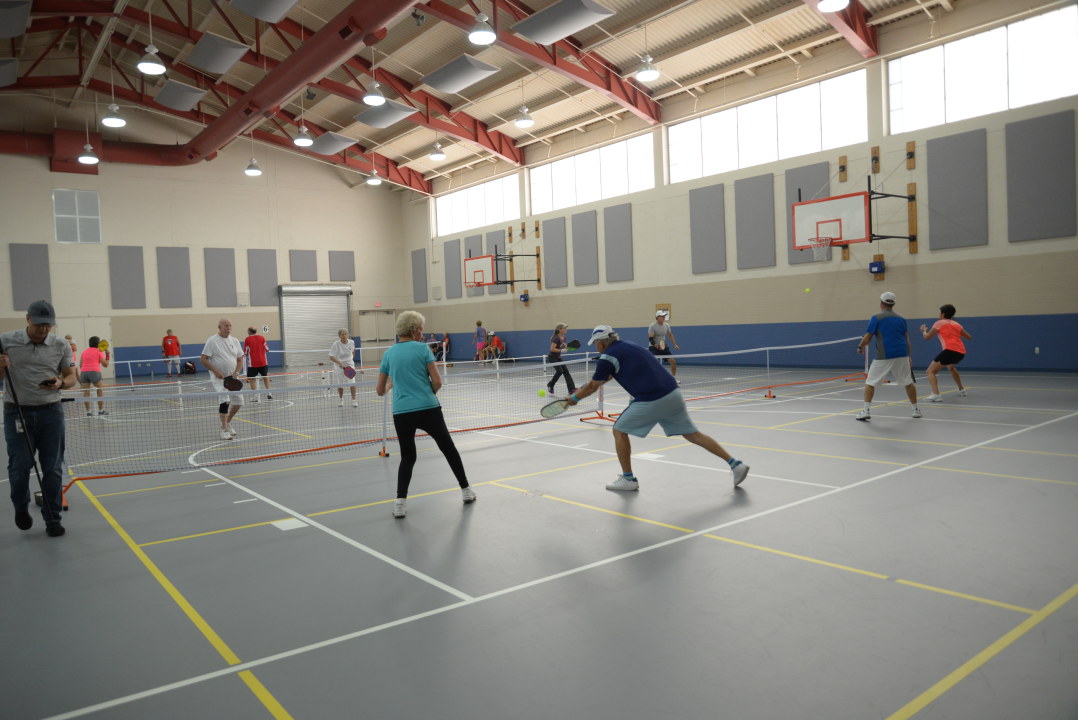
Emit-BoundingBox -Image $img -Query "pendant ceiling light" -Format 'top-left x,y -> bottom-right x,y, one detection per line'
468,12 -> 496,45
366,170 -> 382,186
429,142 -> 446,161
137,13 -> 166,75
817,0 -> 850,12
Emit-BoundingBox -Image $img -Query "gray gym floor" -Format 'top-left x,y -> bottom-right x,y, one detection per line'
3,371 -> 1076,720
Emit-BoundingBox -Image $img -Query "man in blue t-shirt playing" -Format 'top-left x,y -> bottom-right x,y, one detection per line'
566,325 -> 749,491
855,291 -> 922,421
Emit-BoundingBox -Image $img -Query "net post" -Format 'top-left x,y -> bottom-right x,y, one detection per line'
379,395 -> 391,457
763,348 -> 776,398
177,378 -> 184,411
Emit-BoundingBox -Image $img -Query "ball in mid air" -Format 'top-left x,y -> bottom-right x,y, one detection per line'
538,388 -> 546,397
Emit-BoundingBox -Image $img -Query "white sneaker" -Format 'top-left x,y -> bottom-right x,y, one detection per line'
461,487 -> 477,504
731,461 -> 749,487
352,400 -> 358,408
227,425 -> 237,437
338,399 -> 344,407
925,393 -> 942,402
912,407 -> 923,418
855,408 -> 871,421
220,429 -> 231,440
957,388 -> 967,397
606,475 -> 639,491
392,499 -> 407,518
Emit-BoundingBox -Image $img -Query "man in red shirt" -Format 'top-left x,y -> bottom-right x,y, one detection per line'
162,329 -> 182,377
243,327 -> 272,400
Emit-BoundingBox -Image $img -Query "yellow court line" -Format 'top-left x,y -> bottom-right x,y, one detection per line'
894,579 -> 1036,615
768,413 -> 847,429
139,520 -> 286,547
234,416 -> 313,439
493,481 -> 694,533
98,478 -> 222,495
922,465 -> 1078,487
979,446 -> 1078,459
78,483 -> 293,718
704,535 -> 889,579
886,581 -> 1078,720
238,671 -> 294,720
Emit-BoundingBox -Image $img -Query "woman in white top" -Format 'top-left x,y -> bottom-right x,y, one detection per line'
329,329 -> 358,407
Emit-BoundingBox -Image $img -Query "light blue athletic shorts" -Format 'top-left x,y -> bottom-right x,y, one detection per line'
612,388 -> 697,438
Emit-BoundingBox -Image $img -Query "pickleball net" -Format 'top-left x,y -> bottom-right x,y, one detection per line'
9,336 -> 864,481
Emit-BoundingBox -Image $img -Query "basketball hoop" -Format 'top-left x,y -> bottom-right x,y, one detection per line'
809,237 -> 832,262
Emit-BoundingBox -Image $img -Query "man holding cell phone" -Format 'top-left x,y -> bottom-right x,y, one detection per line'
0,300 -> 78,537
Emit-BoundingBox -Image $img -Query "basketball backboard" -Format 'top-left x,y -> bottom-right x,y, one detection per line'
792,191 -> 870,250
464,254 -> 496,288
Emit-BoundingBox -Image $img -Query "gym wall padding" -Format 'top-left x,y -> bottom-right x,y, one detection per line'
689,183 -> 726,274
328,250 -> 356,282
1006,110 -> 1076,243
464,234 -> 483,297
8,243 -> 51,312
289,249 -> 317,281
604,203 -> 634,282
785,162 -> 831,266
204,248 -> 237,307
108,246 -> 146,309
571,209 -> 599,286
247,249 -> 278,307
542,217 -> 568,289
486,229 -> 507,294
156,247 -> 192,308
411,248 -> 428,303
443,238 -> 462,299
735,173 -> 777,269
927,128 -> 988,249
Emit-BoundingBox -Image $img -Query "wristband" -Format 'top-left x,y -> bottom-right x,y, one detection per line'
571,393 -> 579,402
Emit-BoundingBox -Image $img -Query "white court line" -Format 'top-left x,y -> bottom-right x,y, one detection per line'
46,409 -> 1078,720
193,465 -> 473,603
232,498 -> 257,504
202,483 -> 226,487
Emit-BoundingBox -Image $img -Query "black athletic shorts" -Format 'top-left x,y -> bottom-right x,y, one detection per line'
933,350 -> 965,366
648,345 -> 672,357
246,365 -> 268,378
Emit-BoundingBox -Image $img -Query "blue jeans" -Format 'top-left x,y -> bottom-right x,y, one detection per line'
4,402 -> 66,522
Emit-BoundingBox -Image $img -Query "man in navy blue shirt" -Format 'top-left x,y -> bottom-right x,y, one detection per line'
855,292 -> 921,421
567,325 -> 748,491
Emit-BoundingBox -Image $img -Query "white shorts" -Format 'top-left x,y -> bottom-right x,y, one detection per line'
866,357 -> 914,387
336,364 -> 356,383
210,376 -> 245,406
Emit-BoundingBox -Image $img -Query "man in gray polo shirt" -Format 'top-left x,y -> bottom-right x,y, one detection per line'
0,300 -> 78,537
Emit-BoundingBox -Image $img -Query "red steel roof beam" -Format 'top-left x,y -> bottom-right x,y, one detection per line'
803,0 -> 877,58
419,0 -> 661,125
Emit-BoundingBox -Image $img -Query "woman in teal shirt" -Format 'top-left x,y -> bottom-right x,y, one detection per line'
377,311 -> 476,518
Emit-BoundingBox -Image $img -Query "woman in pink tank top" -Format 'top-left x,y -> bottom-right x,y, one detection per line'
79,336 -> 111,417
920,304 -> 972,403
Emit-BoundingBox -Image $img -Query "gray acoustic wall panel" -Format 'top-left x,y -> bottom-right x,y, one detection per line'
464,235 -> 484,297
157,247 -> 192,308
604,203 -> 634,282
543,217 -> 568,288
108,246 -> 146,309
247,249 -> 278,306
785,162 -> 832,265
735,174 -> 777,269
289,249 -> 317,281
411,249 -> 428,303
689,184 -> 726,274
927,129 -> 988,249
204,248 -> 237,307
8,243 -> 50,312
328,251 -> 355,282
444,239 -> 462,299
1006,111 -> 1076,243
486,230 -> 507,294
571,210 -> 599,286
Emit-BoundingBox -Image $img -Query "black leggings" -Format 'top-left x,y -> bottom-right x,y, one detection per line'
392,406 -> 468,498
548,360 -> 576,393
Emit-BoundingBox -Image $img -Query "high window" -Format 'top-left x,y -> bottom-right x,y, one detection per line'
434,174 -> 520,238
530,134 -> 654,215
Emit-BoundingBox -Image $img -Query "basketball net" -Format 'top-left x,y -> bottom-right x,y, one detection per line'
809,237 -> 832,262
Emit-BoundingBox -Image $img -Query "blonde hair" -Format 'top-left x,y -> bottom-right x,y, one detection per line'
396,310 -> 425,338
555,323 -> 567,332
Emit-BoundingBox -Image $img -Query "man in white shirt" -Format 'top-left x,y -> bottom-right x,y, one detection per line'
200,318 -> 245,439
648,310 -> 680,378
329,329 -> 357,407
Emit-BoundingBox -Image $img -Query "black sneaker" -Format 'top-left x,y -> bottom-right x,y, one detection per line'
15,508 -> 32,531
46,521 -> 66,537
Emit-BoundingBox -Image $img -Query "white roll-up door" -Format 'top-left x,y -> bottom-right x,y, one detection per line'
278,285 -> 352,370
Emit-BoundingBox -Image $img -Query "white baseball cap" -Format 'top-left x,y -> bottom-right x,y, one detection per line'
655,310 -> 668,318
880,292 -> 896,305
588,325 -> 616,345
